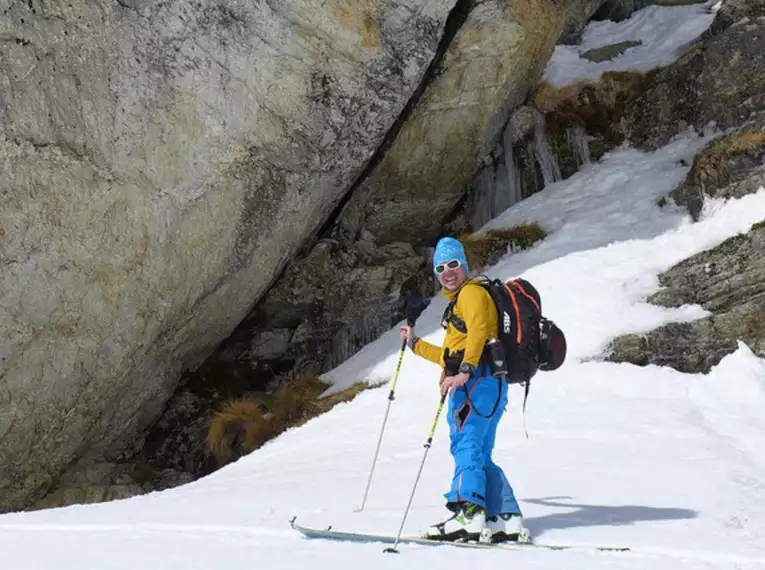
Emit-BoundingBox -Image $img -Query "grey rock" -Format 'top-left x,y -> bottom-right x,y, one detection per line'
607,304 -> 763,374
608,222 -> 765,373
506,106 -> 539,145
29,484 -> 146,511
650,222 -> 765,314
250,330 -> 293,360
336,0 -> 571,247
624,15 -> 765,149
581,40 -> 642,62
670,114 -> 765,221
590,0 -> 653,22
560,0 -> 609,44
0,0 -> 458,512
710,0 -> 765,35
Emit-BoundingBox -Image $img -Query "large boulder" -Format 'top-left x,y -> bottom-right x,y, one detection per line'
0,0 -> 459,512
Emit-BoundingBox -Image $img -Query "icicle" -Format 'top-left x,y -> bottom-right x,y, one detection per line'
493,162 -> 510,218
566,125 -> 591,168
532,114 -> 562,187
502,126 -> 524,208
470,165 -> 496,230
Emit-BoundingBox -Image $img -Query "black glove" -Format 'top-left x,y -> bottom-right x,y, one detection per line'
404,290 -> 430,326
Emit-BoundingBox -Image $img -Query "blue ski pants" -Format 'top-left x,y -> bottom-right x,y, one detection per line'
444,364 -> 521,517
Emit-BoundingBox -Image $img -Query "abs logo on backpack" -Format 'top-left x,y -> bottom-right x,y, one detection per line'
502,311 -> 512,335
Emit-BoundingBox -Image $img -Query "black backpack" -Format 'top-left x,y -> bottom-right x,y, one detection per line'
481,277 -> 566,383
442,277 -> 567,409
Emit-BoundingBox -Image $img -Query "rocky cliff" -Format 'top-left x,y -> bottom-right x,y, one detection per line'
0,0 -> 459,513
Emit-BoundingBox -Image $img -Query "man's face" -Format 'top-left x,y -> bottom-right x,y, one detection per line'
436,259 -> 467,291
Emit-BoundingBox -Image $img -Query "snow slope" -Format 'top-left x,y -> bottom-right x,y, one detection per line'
2,4 -> 764,570
544,3 -> 718,87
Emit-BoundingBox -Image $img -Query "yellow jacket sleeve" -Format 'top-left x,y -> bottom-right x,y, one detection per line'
413,337 -> 443,366
457,284 -> 495,367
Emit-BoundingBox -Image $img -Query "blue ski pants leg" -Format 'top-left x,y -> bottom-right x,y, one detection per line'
444,367 -> 521,516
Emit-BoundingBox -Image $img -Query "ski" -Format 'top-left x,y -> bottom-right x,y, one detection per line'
290,518 -> 630,553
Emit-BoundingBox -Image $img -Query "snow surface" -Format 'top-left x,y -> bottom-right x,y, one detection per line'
544,3 -> 718,87
3,4 -> 765,570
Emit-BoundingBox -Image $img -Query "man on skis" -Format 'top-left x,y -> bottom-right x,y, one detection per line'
400,237 -> 524,543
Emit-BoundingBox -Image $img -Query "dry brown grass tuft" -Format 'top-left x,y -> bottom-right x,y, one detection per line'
206,399 -> 273,467
206,373 -> 370,467
460,222 -> 546,272
534,79 -> 594,114
269,373 -> 328,426
689,131 -> 765,191
533,70 -> 662,165
709,132 -> 765,156
534,70 -> 658,116
319,382 -> 369,410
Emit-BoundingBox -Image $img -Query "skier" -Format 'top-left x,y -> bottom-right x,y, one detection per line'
400,237 -> 524,543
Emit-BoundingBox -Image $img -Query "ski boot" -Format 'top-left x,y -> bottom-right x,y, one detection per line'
425,502 -> 486,542
479,513 -> 531,544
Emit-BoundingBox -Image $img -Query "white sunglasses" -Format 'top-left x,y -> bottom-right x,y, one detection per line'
435,259 -> 462,275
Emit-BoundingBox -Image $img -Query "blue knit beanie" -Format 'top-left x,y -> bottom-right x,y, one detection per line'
433,237 -> 469,275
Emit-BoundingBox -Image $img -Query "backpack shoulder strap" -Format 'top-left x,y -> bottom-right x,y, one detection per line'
440,280 -> 489,334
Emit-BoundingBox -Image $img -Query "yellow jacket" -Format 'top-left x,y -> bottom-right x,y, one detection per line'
414,280 -> 498,369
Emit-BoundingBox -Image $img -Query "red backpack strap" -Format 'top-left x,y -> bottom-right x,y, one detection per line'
509,279 -> 540,312
502,281 -> 522,344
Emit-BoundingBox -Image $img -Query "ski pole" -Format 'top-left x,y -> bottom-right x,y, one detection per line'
356,291 -> 428,513
384,393 -> 447,554
355,337 -> 407,512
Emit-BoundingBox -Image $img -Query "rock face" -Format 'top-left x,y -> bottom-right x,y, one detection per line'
710,0 -> 765,35
608,221 -> 765,373
607,3 -> 765,374
624,4 -> 765,149
335,0 -> 567,247
559,0 -> 649,44
0,0 -> 459,512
